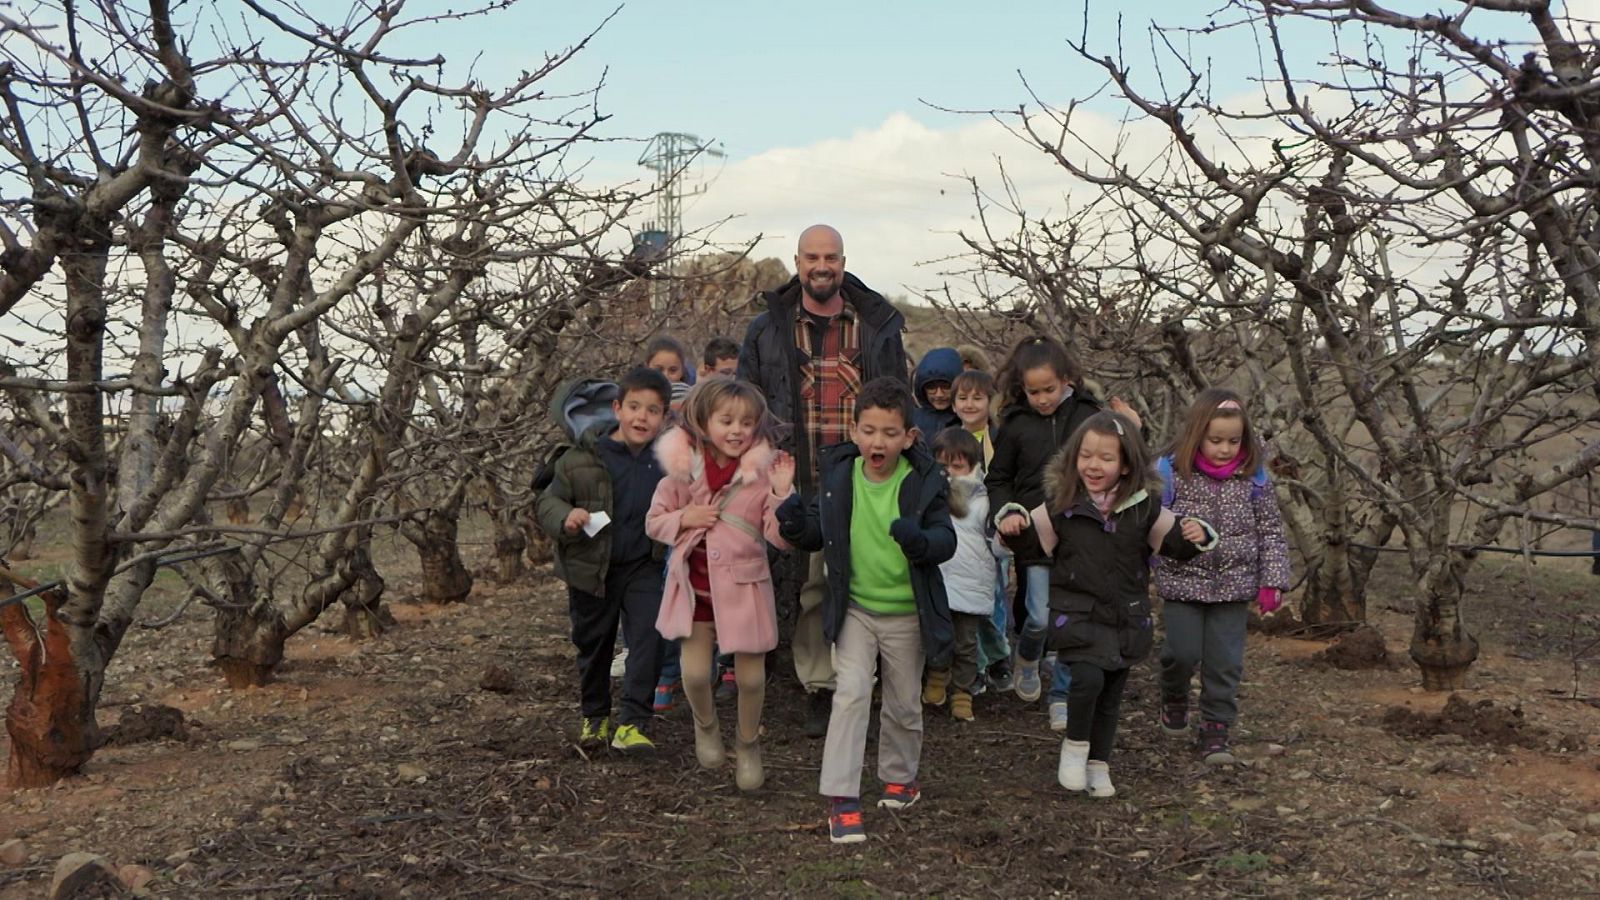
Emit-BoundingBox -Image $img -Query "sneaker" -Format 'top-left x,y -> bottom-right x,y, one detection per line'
714,669 -> 737,703
653,680 -> 676,713
610,723 -> 655,752
828,798 -> 866,844
578,716 -> 610,749
1160,697 -> 1190,735
878,781 -> 921,810
1048,701 -> 1068,732
969,677 -> 987,699
1014,657 -> 1042,702
922,669 -> 949,706
1199,721 -> 1235,765
987,664 -> 1014,694
950,690 -> 974,722
610,646 -> 628,678
802,689 -> 833,739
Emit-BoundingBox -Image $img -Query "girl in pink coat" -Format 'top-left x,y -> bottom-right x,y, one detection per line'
647,377 -> 796,791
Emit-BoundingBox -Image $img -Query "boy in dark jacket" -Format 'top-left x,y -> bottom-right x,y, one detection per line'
910,346 -> 962,441
777,377 -> 956,844
535,367 -> 672,753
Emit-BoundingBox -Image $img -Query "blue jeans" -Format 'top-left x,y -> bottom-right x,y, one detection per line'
976,560 -> 1012,671
1048,655 -> 1072,703
1017,565 -> 1050,663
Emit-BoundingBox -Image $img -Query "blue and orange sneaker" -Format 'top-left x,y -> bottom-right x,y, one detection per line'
877,780 -> 921,810
828,797 -> 866,844
653,680 -> 677,713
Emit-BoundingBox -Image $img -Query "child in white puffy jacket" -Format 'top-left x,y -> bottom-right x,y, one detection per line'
922,427 -> 1006,721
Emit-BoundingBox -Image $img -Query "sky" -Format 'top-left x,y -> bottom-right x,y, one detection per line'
425,0 -> 1575,302
445,0 -> 1330,299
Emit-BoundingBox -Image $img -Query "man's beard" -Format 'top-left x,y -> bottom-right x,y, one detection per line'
805,274 -> 840,303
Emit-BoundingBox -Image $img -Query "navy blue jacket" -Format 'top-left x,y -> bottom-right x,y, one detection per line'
777,441 -> 956,668
910,347 -> 963,441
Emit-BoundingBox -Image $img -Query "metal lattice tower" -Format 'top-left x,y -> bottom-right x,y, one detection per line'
637,132 -> 723,307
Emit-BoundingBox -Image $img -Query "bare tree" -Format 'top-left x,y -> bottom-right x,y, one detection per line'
0,0 -> 639,782
957,0 -> 1600,688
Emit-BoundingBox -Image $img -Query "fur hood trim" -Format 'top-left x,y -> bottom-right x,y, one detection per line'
655,425 -> 775,485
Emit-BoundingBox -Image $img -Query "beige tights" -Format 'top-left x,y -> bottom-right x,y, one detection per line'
680,621 -> 765,742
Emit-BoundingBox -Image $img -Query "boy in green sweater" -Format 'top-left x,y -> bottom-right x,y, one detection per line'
777,378 -> 956,844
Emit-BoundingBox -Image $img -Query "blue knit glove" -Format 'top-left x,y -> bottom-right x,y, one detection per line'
889,517 -> 928,560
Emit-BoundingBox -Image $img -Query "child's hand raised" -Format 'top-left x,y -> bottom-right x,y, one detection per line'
1108,396 -> 1143,430
681,503 -> 721,529
998,513 -> 1029,537
769,451 -> 796,495
563,508 -> 591,535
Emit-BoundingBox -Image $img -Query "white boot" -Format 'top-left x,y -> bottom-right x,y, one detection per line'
1057,738 -> 1089,791
1085,760 -> 1116,798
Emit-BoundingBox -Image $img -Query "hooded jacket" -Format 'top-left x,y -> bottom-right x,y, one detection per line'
736,272 -> 910,491
776,441 -> 957,668
533,378 -> 664,595
646,426 -> 792,653
940,473 -> 1004,616
1028,454 -> 1215,671
911,347 -> 962,440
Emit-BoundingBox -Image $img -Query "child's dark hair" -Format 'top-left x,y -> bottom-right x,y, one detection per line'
702,336 -> 740,367
1045,411 -> 1154,513
996,334 -> 1081,409
644,335 -> 692,370
617,366 -> 672,410
1166,387 -> 1261,479
679,377 -> 786,452
930,427 -> 982,469
854,377 -> 915,429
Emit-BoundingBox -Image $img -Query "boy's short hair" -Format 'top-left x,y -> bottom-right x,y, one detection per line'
930,427 -> 982,468
702,336 -> 740,367
854,377 -> 915,428
617,366 -> 672,409
951,369 -> 994,397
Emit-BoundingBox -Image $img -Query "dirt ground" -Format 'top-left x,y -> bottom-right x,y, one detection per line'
3,540 -> 1599,898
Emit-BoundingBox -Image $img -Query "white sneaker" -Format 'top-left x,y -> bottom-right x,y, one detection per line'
1085,760 -> 1116,798
610,647 -> 628,678
1048,701 -> 1068,732
1057,738 -> 1089,791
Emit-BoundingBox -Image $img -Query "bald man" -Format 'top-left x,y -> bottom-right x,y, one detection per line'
738,224 -> 911,737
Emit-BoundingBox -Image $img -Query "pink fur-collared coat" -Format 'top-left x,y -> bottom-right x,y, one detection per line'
646,426 -> 792,653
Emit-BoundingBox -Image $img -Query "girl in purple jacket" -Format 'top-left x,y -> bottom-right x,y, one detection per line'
647,378 -> 796,791
1154,389 -> 1292,765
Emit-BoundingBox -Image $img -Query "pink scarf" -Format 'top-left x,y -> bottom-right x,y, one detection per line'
1194,452 -> 1243,481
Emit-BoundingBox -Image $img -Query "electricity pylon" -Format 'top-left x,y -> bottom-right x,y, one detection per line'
637,132 -> 723,307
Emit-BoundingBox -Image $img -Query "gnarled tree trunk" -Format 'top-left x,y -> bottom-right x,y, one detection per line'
404,508 -> 473,604
1,573 -> 99,787
1410,553 -> 1480,691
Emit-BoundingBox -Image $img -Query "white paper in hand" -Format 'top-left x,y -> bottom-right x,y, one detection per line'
582,510 -> 611,537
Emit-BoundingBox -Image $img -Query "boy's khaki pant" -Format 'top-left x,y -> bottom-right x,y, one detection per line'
791,551 -> 836,693
818,607 -> 923,799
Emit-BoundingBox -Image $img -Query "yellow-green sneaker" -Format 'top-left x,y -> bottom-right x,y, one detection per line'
579,716 -> 611,749
610,723 -> 655,752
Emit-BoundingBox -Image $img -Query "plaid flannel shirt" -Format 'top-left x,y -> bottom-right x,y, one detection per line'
794,304 -> 862,480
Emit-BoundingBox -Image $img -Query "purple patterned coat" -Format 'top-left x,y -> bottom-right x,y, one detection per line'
1154,462 -> 1291,604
